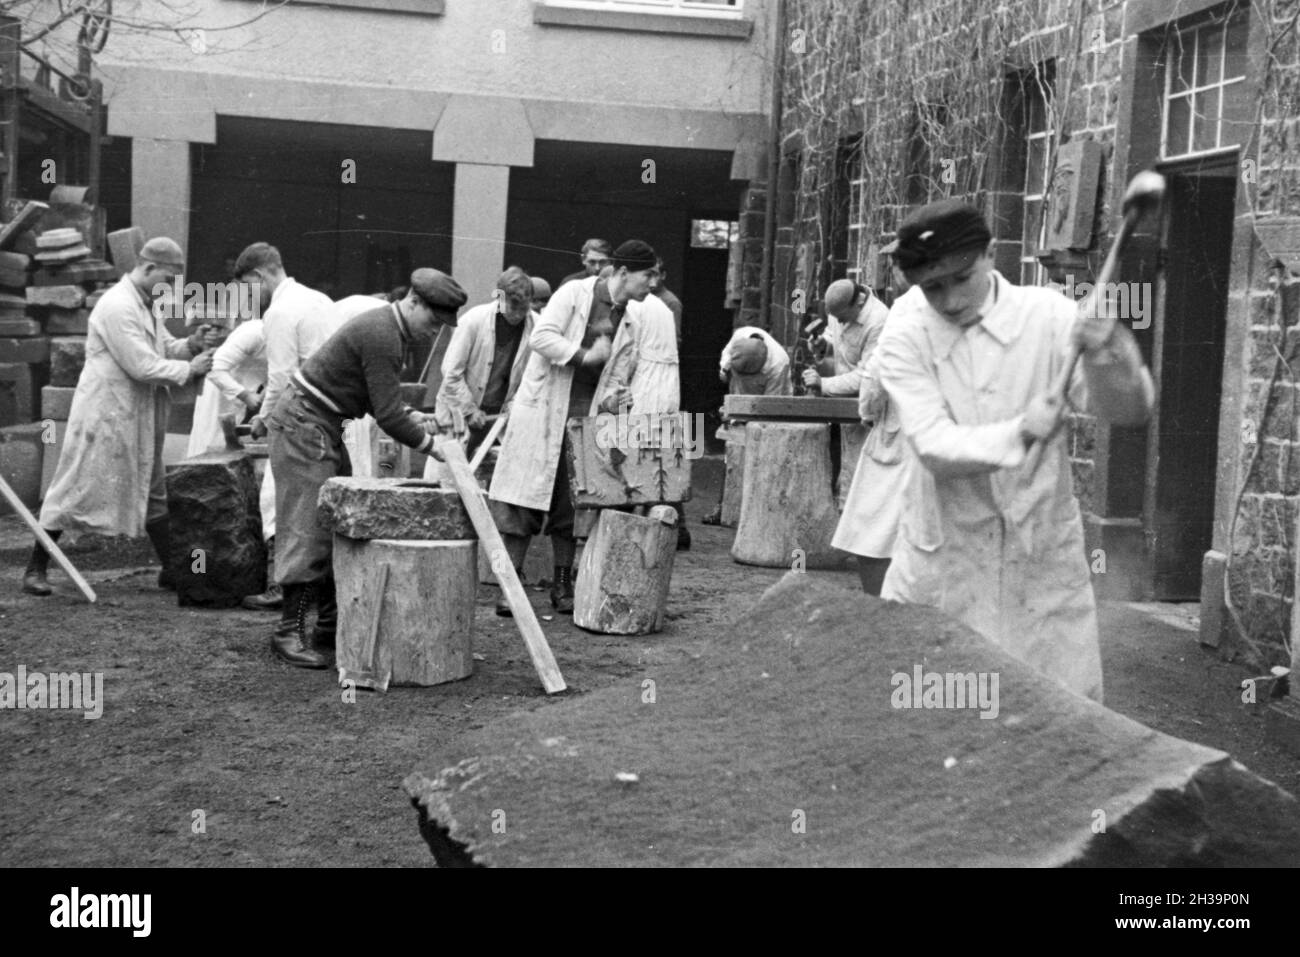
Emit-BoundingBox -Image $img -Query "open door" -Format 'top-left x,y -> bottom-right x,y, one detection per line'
1145,154 -> 1236,599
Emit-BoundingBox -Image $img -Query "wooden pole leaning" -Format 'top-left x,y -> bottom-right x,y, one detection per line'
435,438 -> 566,694
0,475 -> 96,603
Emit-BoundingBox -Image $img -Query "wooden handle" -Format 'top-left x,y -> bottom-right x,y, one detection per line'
438,440 -> 566,694
0,475 -> 96,603
468,413 -> 508,474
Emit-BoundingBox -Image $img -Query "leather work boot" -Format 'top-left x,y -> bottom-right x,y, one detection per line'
270,582 -> 330,669
145,518 -> 175,590
311,578 -> 338,664
21,531 -> 61,596
241,537 -> 282,611
550,566 -> 575,615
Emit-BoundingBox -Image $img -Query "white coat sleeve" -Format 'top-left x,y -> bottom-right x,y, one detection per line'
260,311 -> 297,421
877,322 -> 1027,478
439,320 -> 480,416
209,323 -> 261,401
98,308 -> 192,388
530,283 -> 581,366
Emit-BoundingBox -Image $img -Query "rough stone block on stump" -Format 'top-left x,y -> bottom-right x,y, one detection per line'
49,337 -> 85,387
166,451 -> 267,607
335,538 -> 477,690
317,477 -> 475,541
565,414 -> 693,508
574,506 -> 678,635
107,227 -> 145,275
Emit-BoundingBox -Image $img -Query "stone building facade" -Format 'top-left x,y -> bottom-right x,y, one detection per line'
738,0 -> 1299,667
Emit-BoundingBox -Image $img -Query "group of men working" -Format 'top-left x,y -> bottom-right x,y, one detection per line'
20,233 -> 681,673
713,198 -> 1151,703
18,198 -> 1151,704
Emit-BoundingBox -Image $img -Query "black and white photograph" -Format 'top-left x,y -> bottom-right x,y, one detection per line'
0,0 -> 1295,918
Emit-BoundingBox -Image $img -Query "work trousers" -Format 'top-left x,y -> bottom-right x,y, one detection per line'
266,385 -> 351,585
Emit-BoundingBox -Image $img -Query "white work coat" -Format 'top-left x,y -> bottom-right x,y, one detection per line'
433,300 -> 535,429
595,292 -> 680,414
187,319 -> 266,458
832,312 -> 912,558
40,276 -> 194,537
876,272 -> 1153,703
720,326 -> 792,396
259,277 -> 337,422
489,277 -> 610,511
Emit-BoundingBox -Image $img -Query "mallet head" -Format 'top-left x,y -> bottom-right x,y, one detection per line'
1121,171 -> 1166,216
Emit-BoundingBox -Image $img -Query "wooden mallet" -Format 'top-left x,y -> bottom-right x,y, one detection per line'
1024,170 -> 1165,474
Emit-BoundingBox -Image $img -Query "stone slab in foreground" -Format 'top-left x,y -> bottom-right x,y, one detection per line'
405,574 -> 1300,867
317,477 -> 475,541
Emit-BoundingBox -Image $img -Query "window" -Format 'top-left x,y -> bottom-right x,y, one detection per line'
691,219 -> 738,249
1161,11 -> 1249,160
1020,62 -> 1055,286
845,151 -> 868,285
544,0 -> 741,16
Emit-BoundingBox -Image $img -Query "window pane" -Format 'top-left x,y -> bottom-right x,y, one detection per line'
1170,36 -> 1194,94
1166,95 -> 1191,156
1026,139 -> 1047,195
1193,87 -> 1221,152
1224,14 -> 1249,81
691,219 -> 736,249
1195,25 -> 1223,87
1220,78 -> 1250,148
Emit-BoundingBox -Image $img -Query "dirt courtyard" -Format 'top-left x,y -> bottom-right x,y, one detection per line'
0,460 -> 1295,867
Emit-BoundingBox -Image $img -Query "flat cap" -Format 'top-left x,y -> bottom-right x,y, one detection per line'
612,240 -> 658,272
730,336 -> 767,376
892,199 -> 992,272
140,237 -> 185,269
410,268 -> 467,319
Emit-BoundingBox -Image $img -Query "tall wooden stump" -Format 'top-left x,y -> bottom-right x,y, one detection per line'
731,421 -> 842,569
334,538 -> 476,690
574,506 -> 678,635
720,424 -> 746,528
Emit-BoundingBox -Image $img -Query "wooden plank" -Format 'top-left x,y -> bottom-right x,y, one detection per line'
438,438 -> 566,694
0,472 -> 96,602
723,394 -> 861,422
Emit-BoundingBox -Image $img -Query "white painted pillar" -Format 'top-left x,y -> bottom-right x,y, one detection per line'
131,137 -> 192,251
450,162 -> 511,304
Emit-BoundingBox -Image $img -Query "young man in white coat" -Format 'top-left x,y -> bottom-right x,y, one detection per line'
434,266 -> 534,456
804,279 -> 891,509
487,240 -> 660,615
235,242 -> 337,611
876,199 -> 1153,703
23,238 -> 217,595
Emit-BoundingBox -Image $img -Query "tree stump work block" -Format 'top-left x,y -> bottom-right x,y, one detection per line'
574,506 -> 678,635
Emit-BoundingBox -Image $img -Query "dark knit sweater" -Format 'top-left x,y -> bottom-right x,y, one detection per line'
298,303 -> 429,450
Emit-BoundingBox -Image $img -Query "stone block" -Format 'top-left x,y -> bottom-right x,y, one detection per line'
0,319 -> 42,337
107,228 -> 144,275
34,245 -> 91,265
0,422 -> 45,512
0,361 -> 45,426
317,477 -> 475,541
166,451 -> 267,608
40,418 -> 67,497
26,285 -> 84,309
0,268 -> 27,290
29,260 -> 117,287
41,385 -> 75,420
44,308 -> 89,335
1199,550 -> 1227,648
49,337 -> 85,387
406,575 -> 1300,867
0,251 -> 30,272
0,336 -> 49,364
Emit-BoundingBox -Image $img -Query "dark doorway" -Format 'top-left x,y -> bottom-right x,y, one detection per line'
680,215 -> 735,418
1147,156 -> 1235,598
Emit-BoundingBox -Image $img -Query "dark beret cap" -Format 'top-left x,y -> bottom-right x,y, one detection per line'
892,199 -> 993,271
612,240 -> 658,272
410,268 -> 468,319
